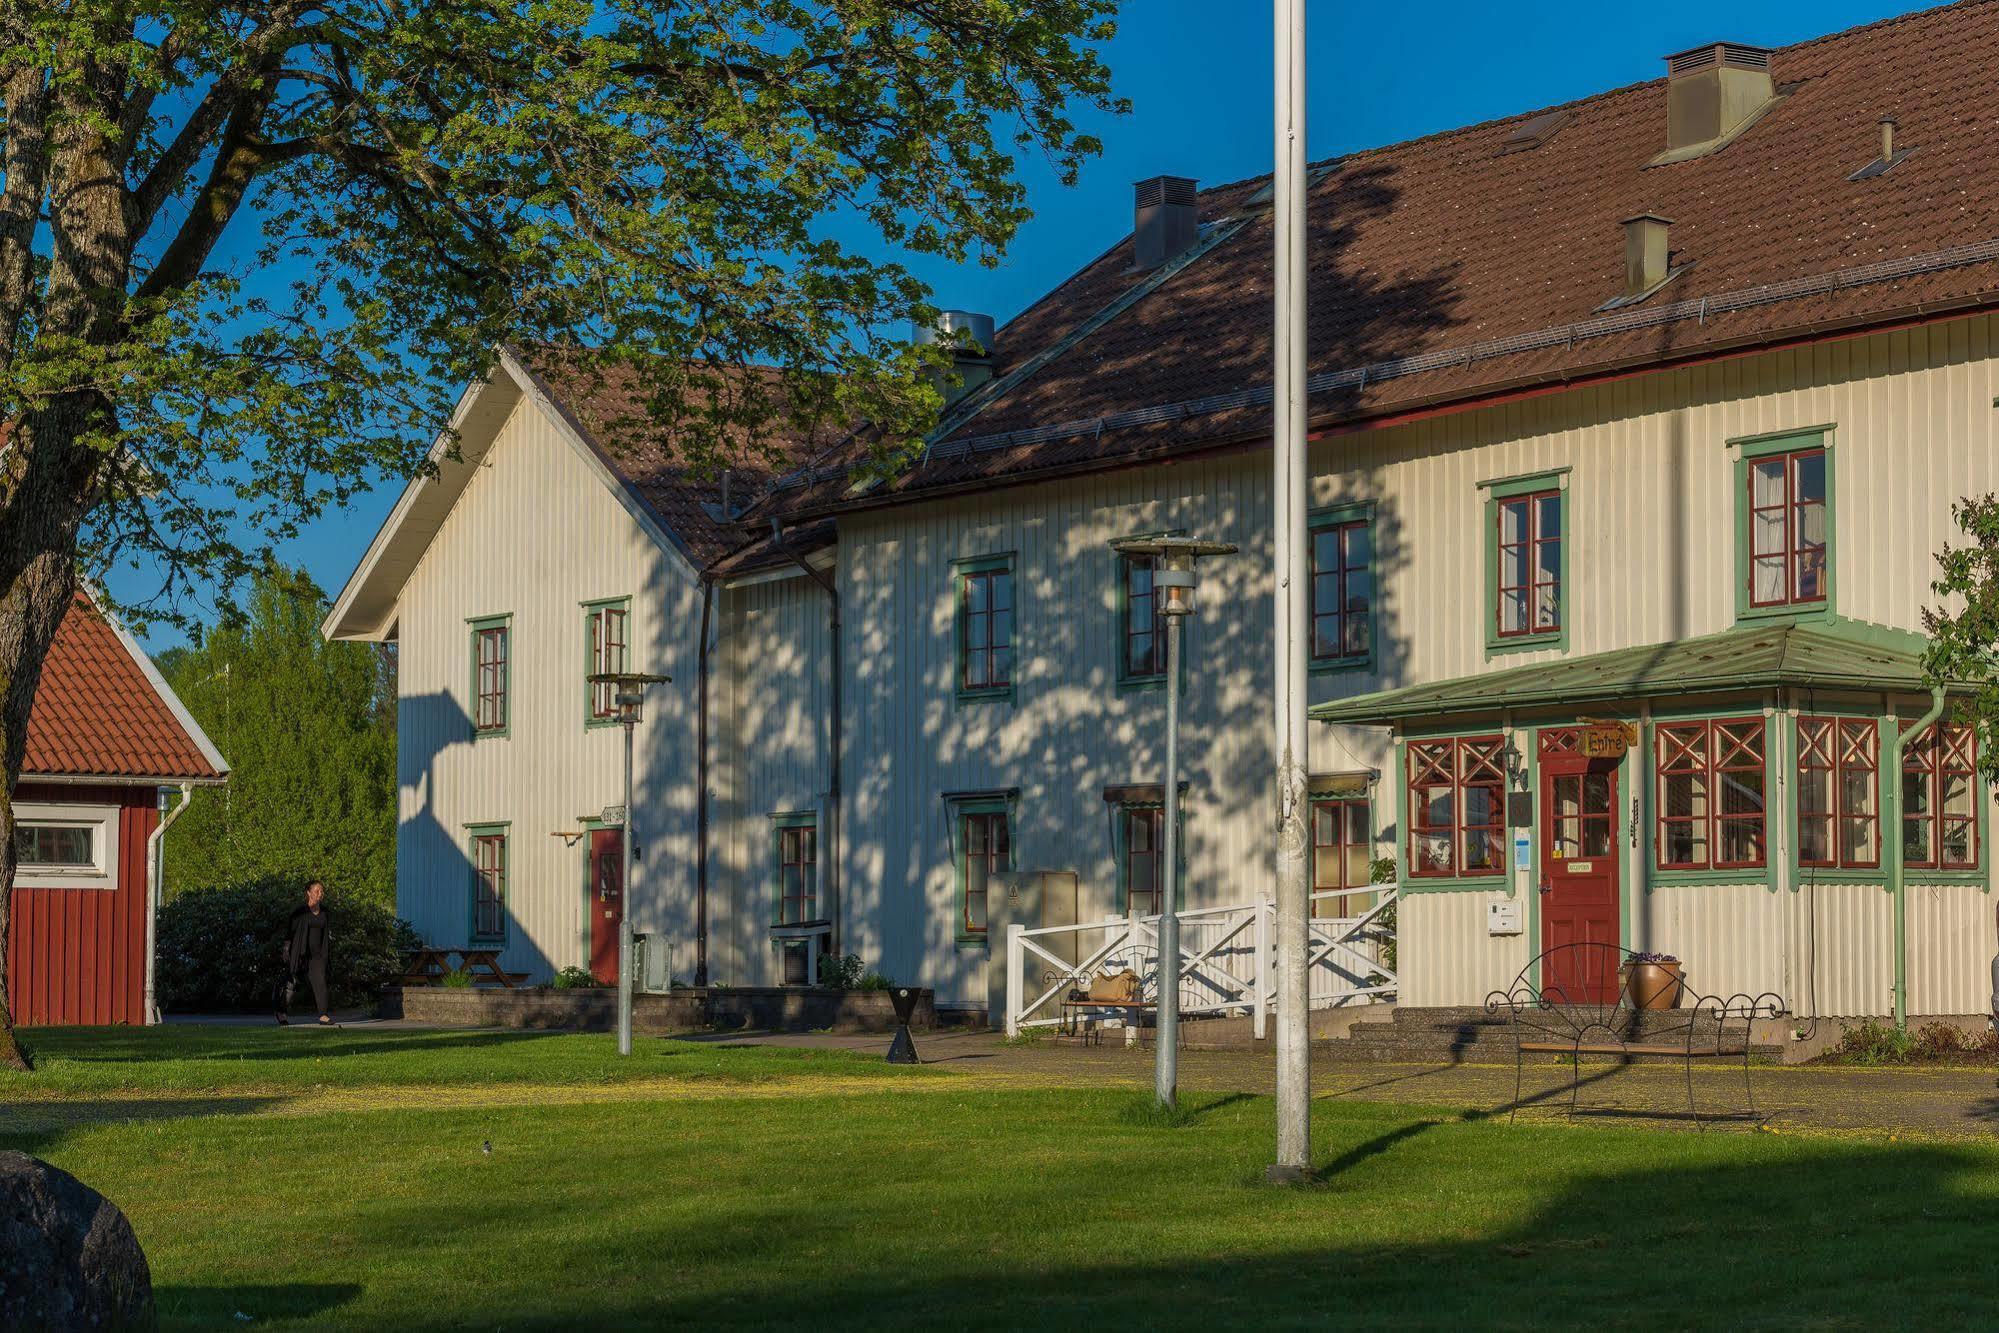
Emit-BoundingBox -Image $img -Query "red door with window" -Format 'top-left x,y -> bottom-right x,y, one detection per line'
1539,743 -> 1620,1004
589,828 -> 624,985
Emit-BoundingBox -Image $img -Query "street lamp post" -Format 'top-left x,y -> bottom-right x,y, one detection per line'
1111,536 -> 1237,1109
589,670 -> 671,1056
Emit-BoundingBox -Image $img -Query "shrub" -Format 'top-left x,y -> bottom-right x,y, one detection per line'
817,952 -> 863,989
855,970 -> 893,992
440,968 -> 476,989
157,876 -> 419,1012
551,965 -> 603,990
1825,1018 -> 1997,1065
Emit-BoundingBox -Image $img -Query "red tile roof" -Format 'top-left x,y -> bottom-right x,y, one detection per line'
24,594 -> 227,782
774,0 -> 1999,515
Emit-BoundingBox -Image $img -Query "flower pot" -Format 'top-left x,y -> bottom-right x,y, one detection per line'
1622,961 -> 1684,1010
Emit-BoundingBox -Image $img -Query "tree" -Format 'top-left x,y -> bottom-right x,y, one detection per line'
1924,495 -> 1999,772
0,1 -> 1121,1066
161,565 -> 396,907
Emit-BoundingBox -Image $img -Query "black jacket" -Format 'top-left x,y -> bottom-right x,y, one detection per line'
283,904 -> 333,972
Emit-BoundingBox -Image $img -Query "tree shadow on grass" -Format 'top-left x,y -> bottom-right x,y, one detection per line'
17,1025 -> 573,1067
0,1095 -> 288,1151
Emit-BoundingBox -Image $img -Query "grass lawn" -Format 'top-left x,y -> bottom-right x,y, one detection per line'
6,1027 -> 1997,1328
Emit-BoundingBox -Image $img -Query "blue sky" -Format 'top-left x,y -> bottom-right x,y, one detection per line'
124,0 -> 1929,648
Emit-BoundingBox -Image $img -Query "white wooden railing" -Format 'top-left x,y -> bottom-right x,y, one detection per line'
1003,889 -> 1397,1038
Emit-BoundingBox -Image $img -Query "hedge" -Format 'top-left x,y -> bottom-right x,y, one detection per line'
157,877 -> 420,1012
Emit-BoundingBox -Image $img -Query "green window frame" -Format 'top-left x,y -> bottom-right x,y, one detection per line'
583,596 -> 631,728
769,812 -> 820,926
469,614 -> 511,738
1797,715 -> 1881,872
1481,470 -> 1570,656
1404,735 -> 1509,879
1902,719 -> 1983,875
1733,429 -> 1835,624
1113,529 -> 1191,695
946,793 -> 1013,947
1309,502 -> 1375,673
953,552 -> 1016,704
467,822 -> 509,945
1110,793 -> 1187,916
1309,789 -> 1373,917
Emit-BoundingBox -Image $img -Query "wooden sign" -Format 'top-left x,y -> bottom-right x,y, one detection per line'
1578,720 -> 1636,759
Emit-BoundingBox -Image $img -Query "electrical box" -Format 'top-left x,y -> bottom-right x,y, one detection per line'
1487,897 -> 1523,936
986,870 -> 1081,1027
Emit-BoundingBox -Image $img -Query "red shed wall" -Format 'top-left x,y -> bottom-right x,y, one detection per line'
10,782 -> 156,1026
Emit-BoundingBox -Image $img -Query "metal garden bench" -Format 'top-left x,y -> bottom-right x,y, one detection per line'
1485,942 -> 1786,1128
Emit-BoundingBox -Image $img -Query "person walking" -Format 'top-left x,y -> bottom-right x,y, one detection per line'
275,880 -> 335,1026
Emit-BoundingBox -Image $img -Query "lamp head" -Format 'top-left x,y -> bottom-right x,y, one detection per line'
586,670 -> 672,724
1109,536 -> 1239,616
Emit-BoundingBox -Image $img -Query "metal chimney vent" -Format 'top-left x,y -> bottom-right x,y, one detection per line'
1659,42 -> 1777,159
1133,175 -> 1199,270
1667,42 -> 1770,77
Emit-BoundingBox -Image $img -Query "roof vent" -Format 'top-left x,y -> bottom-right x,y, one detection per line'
913,310 -> 996,404
1498,108 -> 1574,155
1850,116 -> 1915,181
1660,42 -> 1776,159
1133,175 -> 1199,270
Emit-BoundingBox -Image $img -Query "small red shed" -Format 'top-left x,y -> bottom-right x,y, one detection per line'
12,592 -> 227,1026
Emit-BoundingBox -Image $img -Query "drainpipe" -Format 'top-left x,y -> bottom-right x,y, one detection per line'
1887,686 -> 1946,1029
771,521 -> 842,958
145,784 -> 195,1024
695,576 -> 714,986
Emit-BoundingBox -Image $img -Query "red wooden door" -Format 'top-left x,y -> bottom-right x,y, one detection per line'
589,829 -> 624,986
1539,756 -> 1620,1004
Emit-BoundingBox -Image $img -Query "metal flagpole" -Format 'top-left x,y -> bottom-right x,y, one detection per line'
1157,607 -> 1183,1106
618,712 -> 636,1056
1269,0 -> 1313,1183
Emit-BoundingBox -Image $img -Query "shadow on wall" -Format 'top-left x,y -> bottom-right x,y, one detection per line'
839,161 -> 1463,994
398,689 -> 555,982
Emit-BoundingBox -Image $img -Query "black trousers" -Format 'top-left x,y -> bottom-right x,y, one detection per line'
275,953 -> 329,1015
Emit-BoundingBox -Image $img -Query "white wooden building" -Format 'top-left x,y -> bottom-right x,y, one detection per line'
327,2 -> 1999,1020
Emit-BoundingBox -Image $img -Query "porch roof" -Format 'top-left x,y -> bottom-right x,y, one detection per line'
1309,618 -> 1959,726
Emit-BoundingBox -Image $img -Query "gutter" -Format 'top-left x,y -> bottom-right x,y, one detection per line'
144,784 -> 195,1024
695,576 -> 714,985
1887,686 -> 1947,1030
769,520 -> 843,960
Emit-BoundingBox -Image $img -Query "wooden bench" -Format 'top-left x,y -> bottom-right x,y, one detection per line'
401,946 -> 530,989
1059,997 -> 1185,1047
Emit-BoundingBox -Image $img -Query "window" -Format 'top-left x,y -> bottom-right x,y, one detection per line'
585,599 -> 630,723
1121,805 -> 1164,915
1310,510 -> 1373,666
1119,553 -> 1166,681
12,802 -> 117,889
1903,721 -> 1979,871
1495,490 -> 1562,639
1746,446 -> 1828,610
955,556 -> 1014,700
1797,717 -> 1878,870
1655,719 -> 1766,871
955,805 -> 1010,938
470,827 -> 507,942
471,616 -> 509,735
773,815 -> 818,924
1406,737 -> 1506,877
1310,796 -> 1371,917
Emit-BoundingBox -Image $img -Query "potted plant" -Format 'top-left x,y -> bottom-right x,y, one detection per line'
1621,952 -> 1684,1009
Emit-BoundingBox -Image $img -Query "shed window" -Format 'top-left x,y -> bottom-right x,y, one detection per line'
1798,717 -> 1878,870
471,830 -> 507,942
1407,737 -> 1505,877
16,823 -> 95,867
1310,518 -> 1373,663
1747,448 -> 1828,608
1903,721 -> 1979,871
1495,490 -> 1562,638
1655,719 -> 1766,871
1310,796 -> 1371,917
586,600 -> 630,722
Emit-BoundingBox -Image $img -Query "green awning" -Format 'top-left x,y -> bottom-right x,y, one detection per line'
1309,617 -> 1959,726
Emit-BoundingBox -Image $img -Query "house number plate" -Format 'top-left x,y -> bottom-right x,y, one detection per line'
1566,861 -> 1594,873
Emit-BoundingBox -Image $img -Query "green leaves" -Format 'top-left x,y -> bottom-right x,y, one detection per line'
1923,493 -> 1999,779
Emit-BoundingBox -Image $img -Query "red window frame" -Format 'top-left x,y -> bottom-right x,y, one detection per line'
1495,490 -> 1562,638
1902,721 -> 1978,871
1654,718 -> 1767,871
959,566 -> 1013,691
472,833 -> 506,940
1747,448 -> 1828,608
1310,796 -> 1371,917
475,625 -> 508,732
1310,520 -> 1373,663
1121,555 -> 1166,679
961,810 -> 1009,935
588,604 -> 629,720
1406,737 -> 1506,878
1798,717 -> 1879,870
777,822 -> 817,925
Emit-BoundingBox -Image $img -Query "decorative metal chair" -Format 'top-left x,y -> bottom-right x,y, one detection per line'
1485,941 -> 1786,1127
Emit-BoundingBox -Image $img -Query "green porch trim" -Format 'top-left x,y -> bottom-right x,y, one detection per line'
1309,501 -> 1377,676
1482,471 -> 1570,658
769,810 -> 819,929
580,595 -> 632,731
467,613 -> 512,740
464,821 -> 510,946
1732,429 -> 1837,627
952,552 -> 1017,706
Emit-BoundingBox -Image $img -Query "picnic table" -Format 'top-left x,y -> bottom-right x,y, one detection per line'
400,946 -> 529,988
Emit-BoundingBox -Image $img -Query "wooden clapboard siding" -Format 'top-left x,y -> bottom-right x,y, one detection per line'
10,782 -> 155,1026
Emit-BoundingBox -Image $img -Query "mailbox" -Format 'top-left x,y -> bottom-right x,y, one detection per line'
1487,897 -> 1523,936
